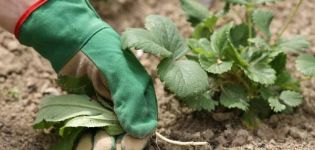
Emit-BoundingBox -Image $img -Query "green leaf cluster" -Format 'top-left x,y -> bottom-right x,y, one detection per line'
34,76 -> 123,150
121,0 -> 311,126
34,95 -> 123,150
122,15 -> 209,98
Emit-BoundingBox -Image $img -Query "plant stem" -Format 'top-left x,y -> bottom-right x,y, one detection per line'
246,3 -> 254,46
228,42 -> 249,67
237,72 -> 249,90
155,132 -> 208,146
276,0 -> 304,41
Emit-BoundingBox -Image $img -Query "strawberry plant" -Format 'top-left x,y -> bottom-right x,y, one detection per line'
122,0 -> 312,126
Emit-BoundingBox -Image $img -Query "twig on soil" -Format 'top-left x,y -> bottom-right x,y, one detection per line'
155,132 -> 209,146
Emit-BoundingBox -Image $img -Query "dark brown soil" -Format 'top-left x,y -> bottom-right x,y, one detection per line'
1,0 -> 315,150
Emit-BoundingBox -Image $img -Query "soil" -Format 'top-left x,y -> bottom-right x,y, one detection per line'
0,0 -> 315,150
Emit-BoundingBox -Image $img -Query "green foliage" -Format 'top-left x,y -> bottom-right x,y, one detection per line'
179,0 -> 209,26
268,97 -> 286,112
121,29 -> 172,57
183,91 -> 219,111
280,91 -> 303,107
193,15 -> 218,39
158,59 -> 209,98
123,15 -> 209,98
296,54 -> 315,76
57,75 -> 95,96
252,9 -> 273,39
220,84 -> 249,111
34,95 -> 123,134
49,128 -> 83,150
277,36 -> 311,52
122,0 -> 311,127
35,76 -> 124,150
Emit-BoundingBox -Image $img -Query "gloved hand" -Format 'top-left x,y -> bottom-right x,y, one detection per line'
14,0 -> 158,149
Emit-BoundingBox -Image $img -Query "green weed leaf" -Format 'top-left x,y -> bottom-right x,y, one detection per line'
34,95 -> 116,128
64,114 -> 119,128
180,0 -> 209,26
158,59 -> 209,98
220,84 -> 249,111
57,75 -> 94,96
252,9 -> 273,38
296,54 -> 315,76
49,128 -> 83,150
105,125 -> 125,136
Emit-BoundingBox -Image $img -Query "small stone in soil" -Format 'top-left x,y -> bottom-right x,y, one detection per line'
289,127 -> 308,139
0,121 -> 4,129
231,129 -> 249,146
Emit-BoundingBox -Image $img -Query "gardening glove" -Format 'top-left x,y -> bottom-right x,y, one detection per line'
14,0 -> 158,149
61,52 -> 152,150
76,131 -> 150,150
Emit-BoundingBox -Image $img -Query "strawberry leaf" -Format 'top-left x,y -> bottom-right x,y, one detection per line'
268,97 -> 286,112
211,24 -> 232,57
199,55 -> 233,74
277,36 -> 311,53
193,15 -> 218,39
121,28 -> 172,58
252,9 -> 273,39
280,91 -> 303,107
183,91 -> 218,111
180,0 -> 209,26
220,84 -> 249,111
243,62 -> 276,85
296,54 -> 315,76
158,59 -> 209,98
145,15 -> 189,59
122,15 -> 188,59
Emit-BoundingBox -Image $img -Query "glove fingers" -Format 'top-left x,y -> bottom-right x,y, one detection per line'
93,130 -> 115,150
75,132 -> 93,150
75,130 -> 115,150
116,134 -> 150,150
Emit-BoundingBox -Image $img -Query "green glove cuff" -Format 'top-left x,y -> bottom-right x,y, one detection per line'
17,0 -> 158,138
17,0 -> 110,72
